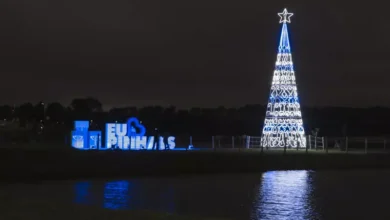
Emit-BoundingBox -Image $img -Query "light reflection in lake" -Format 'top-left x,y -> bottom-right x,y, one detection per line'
6,170 -> 390,219
74,182 -> 91,204
251,170 -> 316,220
73,179 -> 177,213
103,181 -> 130,209
70,172 -> 316,219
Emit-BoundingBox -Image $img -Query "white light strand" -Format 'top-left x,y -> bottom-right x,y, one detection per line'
262,118 -> 306,148
261,9 -> 306,148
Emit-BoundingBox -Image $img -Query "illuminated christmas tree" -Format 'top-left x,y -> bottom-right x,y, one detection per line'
261,9 -> 306,148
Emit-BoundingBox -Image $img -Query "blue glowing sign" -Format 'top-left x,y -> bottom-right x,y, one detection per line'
89,131 -> 102,149
71,117 -> 176,150
106,117 -> 175,150
71,130 -> 87,149
126,117 -> 146,136
74,121 -> 89,131
71,120 -> 90,149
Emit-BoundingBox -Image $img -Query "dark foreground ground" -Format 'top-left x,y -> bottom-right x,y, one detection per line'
1,148 -> 390,181
4,201 -> 224,220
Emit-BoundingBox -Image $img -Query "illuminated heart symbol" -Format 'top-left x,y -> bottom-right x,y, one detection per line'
126,117 -> 146,136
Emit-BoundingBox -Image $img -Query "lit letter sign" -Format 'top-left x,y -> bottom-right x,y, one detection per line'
71,117 -> 176,150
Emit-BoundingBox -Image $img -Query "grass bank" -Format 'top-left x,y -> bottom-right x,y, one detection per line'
0,148 -> 389,181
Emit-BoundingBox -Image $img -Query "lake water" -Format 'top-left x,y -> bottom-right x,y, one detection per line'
2,170 -> 390,220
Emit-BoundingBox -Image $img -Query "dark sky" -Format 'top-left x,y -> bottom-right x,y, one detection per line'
0,0 -> 387,109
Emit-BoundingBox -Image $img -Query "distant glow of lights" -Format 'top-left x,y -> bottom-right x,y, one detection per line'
261,9 -> 306,148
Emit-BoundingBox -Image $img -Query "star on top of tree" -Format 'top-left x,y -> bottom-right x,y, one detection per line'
278,8 -> 293,23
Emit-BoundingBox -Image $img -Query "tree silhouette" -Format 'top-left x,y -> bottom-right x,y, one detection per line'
33,101 -> 45,122
70,97 -> 102,119
46,102 -> 65,123
0,105 -> 13,120
0,96 -> 390,145
18,103 -> 34,127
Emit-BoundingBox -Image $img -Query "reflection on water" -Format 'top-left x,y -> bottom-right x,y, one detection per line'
73,179 -> 176,213
253,171 -> 316,220
74,182 -> 91,204
71,171 -> 314,219
7,170 -> 390,219
103,181 -> 130,209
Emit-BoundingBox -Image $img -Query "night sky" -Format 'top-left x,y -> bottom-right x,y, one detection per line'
0,1 -> 386,109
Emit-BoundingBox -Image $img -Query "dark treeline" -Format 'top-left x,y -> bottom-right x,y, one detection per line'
0,97 -> 390,143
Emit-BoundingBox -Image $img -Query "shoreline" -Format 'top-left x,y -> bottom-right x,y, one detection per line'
0,148 -> 389,181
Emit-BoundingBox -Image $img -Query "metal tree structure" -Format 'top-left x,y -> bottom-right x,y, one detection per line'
261,9 -> 306,148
